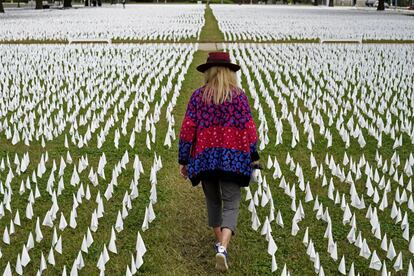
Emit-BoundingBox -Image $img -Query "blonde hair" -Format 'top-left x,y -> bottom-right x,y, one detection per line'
202,66 -> 241,105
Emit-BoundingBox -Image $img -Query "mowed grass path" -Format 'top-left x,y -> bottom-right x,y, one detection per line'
139,49 -> 271,275
143,12 -> 271,274
199,5 -> 225,43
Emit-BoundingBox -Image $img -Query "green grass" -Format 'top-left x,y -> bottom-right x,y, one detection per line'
137,50 -> 273,275
226,44 -> 414,274
0,46 -> 197,274
1,4 -> 414,276
145,43 -> 414,275
129,50 -> 215,275
0,48 -> 270,275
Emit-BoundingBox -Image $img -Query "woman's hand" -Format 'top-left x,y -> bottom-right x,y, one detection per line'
251,160 -> 261,169
179,165 -> 188,179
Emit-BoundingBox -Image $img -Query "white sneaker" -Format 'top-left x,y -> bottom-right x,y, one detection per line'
215,246 -> 229,272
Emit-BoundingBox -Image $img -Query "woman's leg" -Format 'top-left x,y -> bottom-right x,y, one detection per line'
213,227 -> 222,243
220,228 -> 233,249
219,180 -> 241,249
201,179 -> 223,243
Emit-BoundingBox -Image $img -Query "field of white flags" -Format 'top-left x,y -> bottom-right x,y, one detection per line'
224,43 -> 414,274
212,5 -> 414,41
0,43 -> 197,275
0,5 -> 205,42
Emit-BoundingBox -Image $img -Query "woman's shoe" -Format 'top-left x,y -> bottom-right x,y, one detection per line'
213,242 -> 221,253
215,245 -> 229,272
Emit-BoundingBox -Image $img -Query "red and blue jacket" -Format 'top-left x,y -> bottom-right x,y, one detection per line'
178,86 -> 260,187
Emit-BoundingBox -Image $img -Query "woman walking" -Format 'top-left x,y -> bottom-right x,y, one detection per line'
178,52 -> 260,272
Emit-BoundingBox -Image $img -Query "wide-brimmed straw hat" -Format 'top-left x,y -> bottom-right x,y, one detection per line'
196,52 -> 240,73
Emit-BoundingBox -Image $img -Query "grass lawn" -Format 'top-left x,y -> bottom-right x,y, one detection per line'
0,4 -> 413,276
224,43 -> 414,274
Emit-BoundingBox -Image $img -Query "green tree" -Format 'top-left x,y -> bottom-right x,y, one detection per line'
64,0 -> 72,7
35,0 -> 43,9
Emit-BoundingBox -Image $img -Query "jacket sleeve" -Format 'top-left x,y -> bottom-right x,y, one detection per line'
243,93 -> 260,162
178,93 -> 197,165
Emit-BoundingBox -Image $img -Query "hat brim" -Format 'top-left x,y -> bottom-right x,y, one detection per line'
196,62 -> 240,73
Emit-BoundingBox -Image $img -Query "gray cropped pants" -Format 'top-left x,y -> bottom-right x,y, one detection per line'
201,179 -> 242,235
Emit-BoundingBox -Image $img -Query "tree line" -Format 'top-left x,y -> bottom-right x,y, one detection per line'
0,0 -> 104,13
